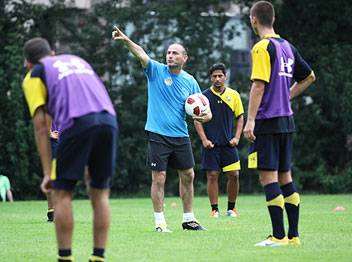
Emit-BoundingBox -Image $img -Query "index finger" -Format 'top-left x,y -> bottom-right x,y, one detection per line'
113,25 -> 119,32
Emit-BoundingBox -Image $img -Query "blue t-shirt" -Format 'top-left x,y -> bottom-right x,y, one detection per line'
144,59 -> 201,137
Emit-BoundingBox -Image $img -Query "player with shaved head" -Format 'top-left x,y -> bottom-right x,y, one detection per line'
113,26 -> 212,232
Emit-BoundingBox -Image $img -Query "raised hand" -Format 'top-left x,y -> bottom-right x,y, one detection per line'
112,26 -> 127,40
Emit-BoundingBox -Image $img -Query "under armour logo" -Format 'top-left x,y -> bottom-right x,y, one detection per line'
279,57 -> 294,77
53,58 -> 94,80
217,100 -> 223,104
53,58 -> 85,73
151,163 -> 157,167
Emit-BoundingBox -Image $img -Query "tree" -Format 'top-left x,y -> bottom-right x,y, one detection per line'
0,0 -> 48,198
2,0 -> 350,198
276,0 -> 352,192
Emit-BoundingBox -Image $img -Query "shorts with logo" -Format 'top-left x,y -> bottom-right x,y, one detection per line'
248,133 -> 293,172
202,145 -> 241,172
51,112 -> 118,191
147,132 -> 195,171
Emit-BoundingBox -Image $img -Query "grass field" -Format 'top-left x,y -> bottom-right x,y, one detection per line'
0,194 -> 351,261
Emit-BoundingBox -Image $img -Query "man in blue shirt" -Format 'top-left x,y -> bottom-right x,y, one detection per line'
113,26 -> 212,232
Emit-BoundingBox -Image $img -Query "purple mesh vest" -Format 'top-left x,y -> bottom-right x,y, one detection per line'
256,38 -> 295,120
40,55 -> 116,132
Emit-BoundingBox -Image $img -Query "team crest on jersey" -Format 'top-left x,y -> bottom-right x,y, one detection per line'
164,77 -> 173,86
226,96 -> 231,102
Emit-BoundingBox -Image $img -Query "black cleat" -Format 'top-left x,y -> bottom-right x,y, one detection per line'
89,255 -> 105,262
47,209 -> 54,222
182,220 -> 207,231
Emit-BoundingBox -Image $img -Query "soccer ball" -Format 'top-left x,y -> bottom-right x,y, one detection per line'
185,93 -> 209,117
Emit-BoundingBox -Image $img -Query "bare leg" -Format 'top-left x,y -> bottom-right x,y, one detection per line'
206,171 -> 219,205
46,191 -> 55,221
151,171 -> 166,212
259,170 -> 278,186
6,190 -> 14,202
278,171 -> 292,186
90,188 -> 110,248
226,170 -> 239,203
84,167 -> 91,198
178,168 -> 194,213
53,190 -> 73,249
47,192 -> 54,209
179,179 -> 183,198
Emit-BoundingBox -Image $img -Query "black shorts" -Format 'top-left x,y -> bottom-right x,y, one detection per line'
50,138 -> 59,159
201,146 -> 241,172
146,132 -> 195,171
52,112 -> 118,191
248,133 -> 293,172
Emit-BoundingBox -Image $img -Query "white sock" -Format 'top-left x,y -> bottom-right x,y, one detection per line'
154,212 -> 166,226
183,212 -> 195,222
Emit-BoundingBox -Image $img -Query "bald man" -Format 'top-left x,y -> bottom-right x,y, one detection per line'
113,27 -> 211,232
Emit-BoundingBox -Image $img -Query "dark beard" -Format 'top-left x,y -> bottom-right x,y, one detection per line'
168,64 -> 181,70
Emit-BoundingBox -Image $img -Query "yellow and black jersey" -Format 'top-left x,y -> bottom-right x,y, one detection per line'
202,86 -> 243,146
251,34 -> 314,84
250,34 -> 315,134
22,63 -> 47,117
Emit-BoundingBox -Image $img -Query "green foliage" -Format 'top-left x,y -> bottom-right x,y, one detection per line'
0,0 -> 47,198
87,0 -> 233,195
276,0 -> 352,191
0,0 -> 351,198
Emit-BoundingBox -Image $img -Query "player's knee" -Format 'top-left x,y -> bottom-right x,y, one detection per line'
53,190 -> 72,201
278,171 -> 292,185
180,169 -> 194,184
207,173 -> 218,183
226,171 -> 238,180
259,172 -> 277,186
152,171 -> 166,186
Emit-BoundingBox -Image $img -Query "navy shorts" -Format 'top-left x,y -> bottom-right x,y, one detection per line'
202,146 -> 241,172
52,113 -> 118,191
146,132 -> 195,171
50,138 -> 59,159
248,133 -> 293,172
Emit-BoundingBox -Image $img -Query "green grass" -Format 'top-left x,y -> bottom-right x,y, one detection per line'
0,195 -> 351,261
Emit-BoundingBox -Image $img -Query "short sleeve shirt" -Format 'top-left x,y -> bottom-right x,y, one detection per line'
144,59 -> 201,137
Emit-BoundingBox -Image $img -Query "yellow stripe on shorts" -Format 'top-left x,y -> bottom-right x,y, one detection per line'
51,159 -> 57,180
248,152 -> 257,169
222,161 -> 241,172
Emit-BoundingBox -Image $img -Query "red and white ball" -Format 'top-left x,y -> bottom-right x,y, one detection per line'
185,93 -> 209,117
